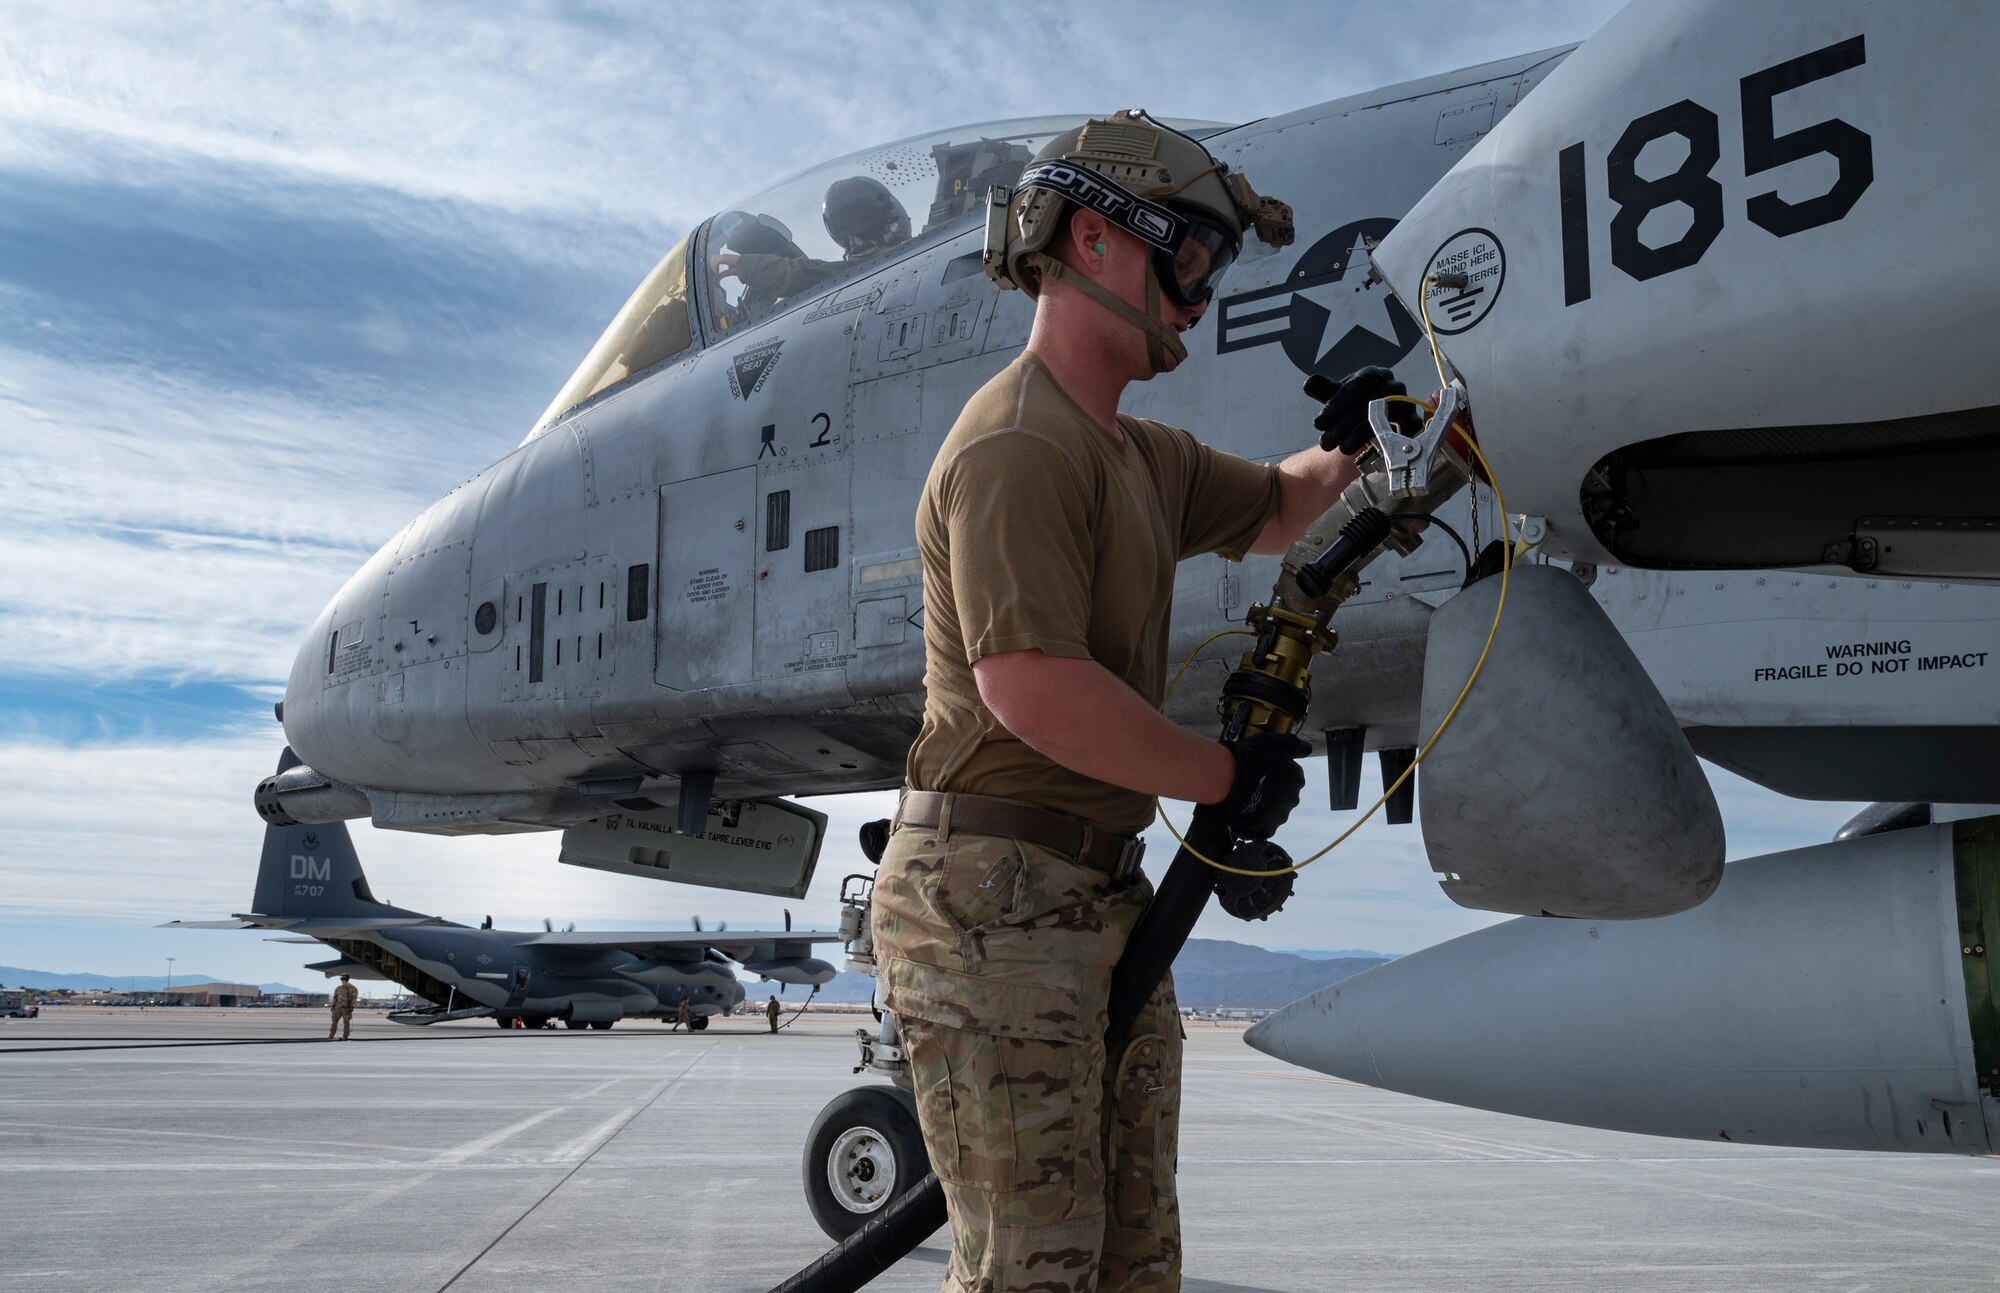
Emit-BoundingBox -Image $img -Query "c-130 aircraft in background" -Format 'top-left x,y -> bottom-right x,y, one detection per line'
177,753 -> 839,1030
250,0 -> 2000,1202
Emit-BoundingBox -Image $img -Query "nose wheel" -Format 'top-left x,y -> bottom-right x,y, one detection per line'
802,1084 -> 927,1240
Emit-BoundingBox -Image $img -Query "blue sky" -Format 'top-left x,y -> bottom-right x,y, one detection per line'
0,0 -> 1867,986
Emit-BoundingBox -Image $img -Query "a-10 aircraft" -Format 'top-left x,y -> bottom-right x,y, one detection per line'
250,0 -> 1999,1178
177,757 -> 838,1028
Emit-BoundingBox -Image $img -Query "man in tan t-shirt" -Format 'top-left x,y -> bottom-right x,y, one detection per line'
872,112 -> 1402,1292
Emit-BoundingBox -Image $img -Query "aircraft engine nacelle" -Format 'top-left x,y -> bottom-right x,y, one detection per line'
740,955 -> 838,987
563,995 -> 632,1025
614,960 -> 738,991
1248,816 -> 2000,1154
1371,0 -> 2000,580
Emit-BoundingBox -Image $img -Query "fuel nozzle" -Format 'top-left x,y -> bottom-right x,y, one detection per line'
1216,603 -> 1334,745
1279,381 -> 1478,614
1294,508 -> 1395,602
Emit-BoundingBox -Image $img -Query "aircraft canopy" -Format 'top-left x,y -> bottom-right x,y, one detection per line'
535,114 -> 1228,435
536,234 -> 694,433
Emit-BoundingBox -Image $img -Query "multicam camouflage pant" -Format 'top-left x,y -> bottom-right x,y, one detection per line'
873,822 -> 1182,1293
328,1008 -> 352,1039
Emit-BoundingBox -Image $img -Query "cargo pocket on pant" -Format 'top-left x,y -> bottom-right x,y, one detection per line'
1108,1032 -> 1174,1229
884,956 -> 1086,1194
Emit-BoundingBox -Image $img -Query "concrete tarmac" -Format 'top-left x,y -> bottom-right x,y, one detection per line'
2,1007 -> 1996,1291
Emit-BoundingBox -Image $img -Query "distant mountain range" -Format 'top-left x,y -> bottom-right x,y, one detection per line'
0,966 -> 308,994
1276,948 -> 1398,961
774,940 -> 1391,1011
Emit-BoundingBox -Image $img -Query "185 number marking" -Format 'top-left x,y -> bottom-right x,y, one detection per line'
1559,35 -> 1872,306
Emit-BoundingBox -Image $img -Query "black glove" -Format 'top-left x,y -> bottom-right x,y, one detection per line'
1303,366 -> 1423,456
1202,731 -> 1310,841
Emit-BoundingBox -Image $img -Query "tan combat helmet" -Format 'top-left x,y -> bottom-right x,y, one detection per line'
984,110 -> 1293,371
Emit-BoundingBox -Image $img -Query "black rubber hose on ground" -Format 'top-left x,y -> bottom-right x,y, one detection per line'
767,816 -> 1232,1293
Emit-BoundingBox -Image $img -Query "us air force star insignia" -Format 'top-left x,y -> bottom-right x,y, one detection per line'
1216,219 -> 1424,382
728,339 -> 784,400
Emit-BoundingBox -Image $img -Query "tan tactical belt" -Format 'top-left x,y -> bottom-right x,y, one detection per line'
894,790 -> 1146,882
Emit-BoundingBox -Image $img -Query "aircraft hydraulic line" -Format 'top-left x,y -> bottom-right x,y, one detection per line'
765,374 -> 1486,1293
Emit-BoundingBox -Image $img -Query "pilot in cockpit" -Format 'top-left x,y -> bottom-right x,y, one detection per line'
820,175 -> 913,260
710,176 -> 912,325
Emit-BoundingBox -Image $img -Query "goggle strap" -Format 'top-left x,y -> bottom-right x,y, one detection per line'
1143,265 -> 1177,373
1023,251 -> 1189,371
1015,163 -> 1186,254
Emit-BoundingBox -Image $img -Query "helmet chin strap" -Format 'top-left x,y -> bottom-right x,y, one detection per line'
1023,251 -> 1189,373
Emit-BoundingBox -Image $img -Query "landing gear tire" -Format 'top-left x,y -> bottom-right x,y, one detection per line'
590,1020 -> 613,1030
689,1015 -> 709,1032
495,1017 -> 513,1029
565,1019 -> 587,1030
802,1085 -> 927,1241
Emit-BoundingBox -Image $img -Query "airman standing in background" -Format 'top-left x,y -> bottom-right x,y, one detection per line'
766,993 -> 782,1033
328,974 -> 358,1041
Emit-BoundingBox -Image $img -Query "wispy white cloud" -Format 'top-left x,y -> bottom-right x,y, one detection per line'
0,2 -> 1623,232
0,344 -> 463,681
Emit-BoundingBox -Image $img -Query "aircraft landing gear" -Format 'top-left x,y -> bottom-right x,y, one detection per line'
689,1015 -> 709,1032
565,1019 -> 588,1030
802,1085 -> 927,1240
797,866 -> 928,1239
494,1016 -> 513,1028
590,1020 -> 613,1030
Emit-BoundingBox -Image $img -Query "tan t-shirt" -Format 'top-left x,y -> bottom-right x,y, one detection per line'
905,352 -> 1280,833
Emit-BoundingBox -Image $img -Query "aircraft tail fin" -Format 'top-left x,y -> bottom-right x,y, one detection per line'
250,750 -> 428,922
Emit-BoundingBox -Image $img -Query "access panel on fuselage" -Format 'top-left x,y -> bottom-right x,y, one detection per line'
656,468 -> 756,692
752,446 -> 853,688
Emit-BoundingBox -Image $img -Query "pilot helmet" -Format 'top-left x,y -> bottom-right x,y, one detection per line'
988,109 -> 1293,307
822,177 -> 912,257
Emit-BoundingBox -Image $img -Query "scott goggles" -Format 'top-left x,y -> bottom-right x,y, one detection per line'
1016,161 -> 1242,307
